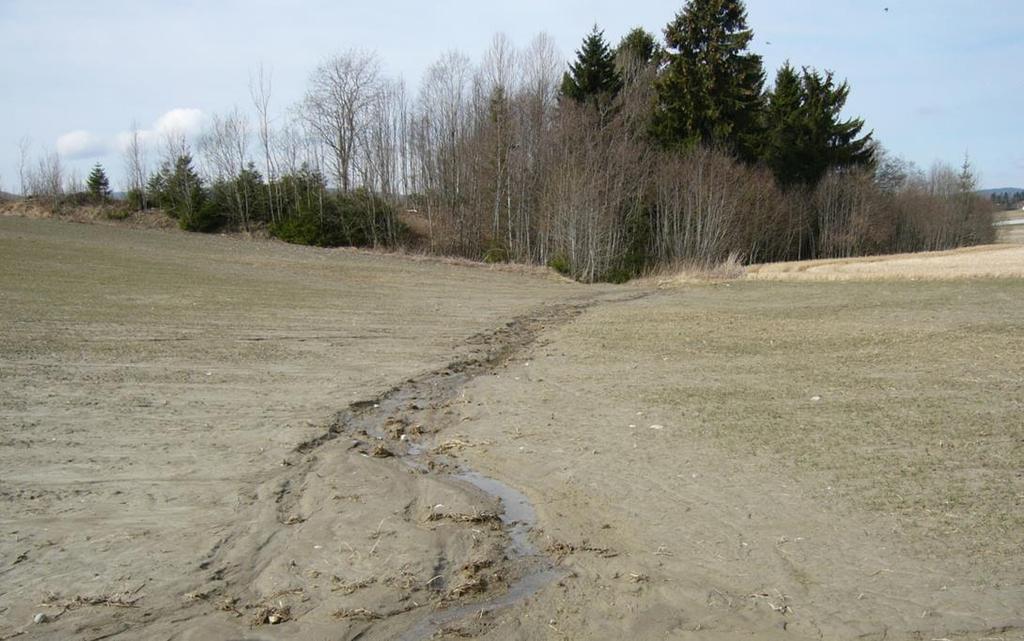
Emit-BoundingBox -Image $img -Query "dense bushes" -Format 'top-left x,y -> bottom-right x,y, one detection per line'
268,188 -> 400,248
144,154 -> 402,248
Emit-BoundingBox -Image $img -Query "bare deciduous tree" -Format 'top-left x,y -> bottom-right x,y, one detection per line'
17,136 -> 32,197
123,121 -> 149,210
250,63 -> 277,222
301,50 -> 383,192
200,108 -> 255,229
27,151 -> 64,209
414,50 -> 475,251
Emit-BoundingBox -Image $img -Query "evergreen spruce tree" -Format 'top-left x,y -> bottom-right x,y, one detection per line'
652,0 -> 766,162
617,27 -> 661,68
86,163 -> 111,202
560,26 -> 623,107
764,64 -> 874,187
616,27 -> 662,84
763,63 -> 803,186
146,166 -> 168,208
798,69 -> 874,181
163,155 -> 207,229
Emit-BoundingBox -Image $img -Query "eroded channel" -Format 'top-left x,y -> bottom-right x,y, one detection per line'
294,298 -> 603,639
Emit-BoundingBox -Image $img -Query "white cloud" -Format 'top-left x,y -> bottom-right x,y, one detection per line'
56,130 -> 108,159
113,108 -> 207,153
154,108 -> 205,137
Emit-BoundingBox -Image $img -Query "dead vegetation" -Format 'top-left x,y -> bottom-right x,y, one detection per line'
38,586 -> 145,617
331,576 -> 377,595
545,540 -> 619,560
425,507 -> 502,527
251,603 -> 292,626
745,243 -> 1024,281
332,607 -> 382,621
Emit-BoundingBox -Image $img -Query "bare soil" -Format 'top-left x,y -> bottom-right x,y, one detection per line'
2,216 -> 1022,640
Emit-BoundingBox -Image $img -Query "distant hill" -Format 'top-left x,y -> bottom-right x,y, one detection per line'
0,191 -> 18,201
977,187 -> 1024,197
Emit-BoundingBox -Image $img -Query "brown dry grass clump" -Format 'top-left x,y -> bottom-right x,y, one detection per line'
635,252 -> 747,288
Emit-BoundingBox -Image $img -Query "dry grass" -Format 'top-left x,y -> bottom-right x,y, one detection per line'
994,215 -> 1024,244
634,252 -> 747,288
377,245 -> 575,282
1,200 -> 574,282
559,278 -> 1024,564
0,199 -> 177,230
746,243 -> 1024,281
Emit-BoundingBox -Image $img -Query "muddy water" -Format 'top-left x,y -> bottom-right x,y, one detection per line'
339,385 -> 563,640
392,472 -> 562,641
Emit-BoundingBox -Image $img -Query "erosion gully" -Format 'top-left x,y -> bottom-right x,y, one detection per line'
293,293 -> 638,639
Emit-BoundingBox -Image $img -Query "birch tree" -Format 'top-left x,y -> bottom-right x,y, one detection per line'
18,136 -> 32,197
250,63 -> 277,222
123,121 -> 149,209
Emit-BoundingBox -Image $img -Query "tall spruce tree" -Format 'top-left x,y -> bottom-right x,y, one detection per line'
765,64 -> 874,187
86,163 -> 111,202
163,155 -> 206,227
616,27 -> 662,83
561,26 -> 623,107
764,63 -> 809,187
652,0 -> 766,162
617,27 -> 661,68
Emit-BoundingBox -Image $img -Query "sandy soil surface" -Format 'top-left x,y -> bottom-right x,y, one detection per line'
452,279 -> 1024,640
2,216 -> 1022,641
0,217 -> 588,640
746,244 -> 1024,281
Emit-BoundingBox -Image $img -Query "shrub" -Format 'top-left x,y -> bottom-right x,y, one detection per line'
269,211 -> 322,245
483,240 -> 509,264
269,189 -> 399,248
179,201 -> 225,233
104,206 -> 133,221
547,253 -> 571,276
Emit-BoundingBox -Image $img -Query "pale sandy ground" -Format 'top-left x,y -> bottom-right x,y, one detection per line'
2,216 -> 1022,641
0,217 -> 582,640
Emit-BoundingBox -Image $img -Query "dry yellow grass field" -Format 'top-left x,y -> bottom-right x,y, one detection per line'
746,243 -> 1024,281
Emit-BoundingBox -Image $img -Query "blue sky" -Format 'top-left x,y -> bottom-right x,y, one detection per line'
1,0 -> 1021,191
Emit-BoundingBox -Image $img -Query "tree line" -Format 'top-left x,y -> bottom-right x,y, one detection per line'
990,190 -> 1024,210
15,0 -> 995,281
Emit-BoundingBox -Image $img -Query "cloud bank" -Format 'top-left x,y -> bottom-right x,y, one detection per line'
56,130 -> 109,159
56,108 -> 207,160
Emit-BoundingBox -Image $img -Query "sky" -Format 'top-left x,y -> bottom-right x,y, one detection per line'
1,0 -> 1022,192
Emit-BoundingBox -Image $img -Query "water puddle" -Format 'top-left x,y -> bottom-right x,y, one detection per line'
316,311 -> 577,639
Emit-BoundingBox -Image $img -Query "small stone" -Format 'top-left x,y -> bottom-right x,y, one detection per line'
33,613 -> 48,624
810,395 -> 821,402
